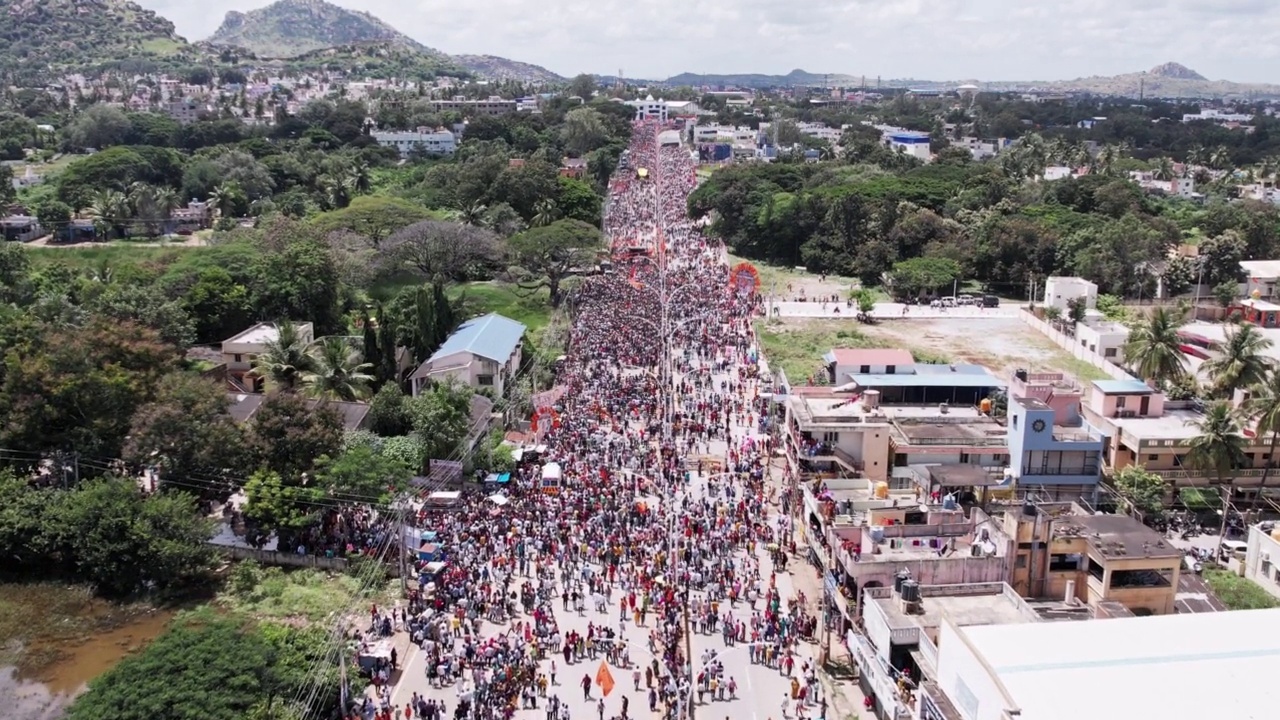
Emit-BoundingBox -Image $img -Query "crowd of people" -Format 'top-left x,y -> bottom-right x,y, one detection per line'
346,122 -> 825,720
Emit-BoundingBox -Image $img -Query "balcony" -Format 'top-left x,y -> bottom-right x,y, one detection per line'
1147,467 -> 1267,481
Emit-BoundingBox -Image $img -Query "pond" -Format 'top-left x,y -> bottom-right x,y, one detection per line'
0,583 -> 176,720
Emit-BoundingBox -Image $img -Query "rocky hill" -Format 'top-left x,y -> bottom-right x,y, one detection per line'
453,54 -> 563,83
206,0 -> 441,59
0,0 -> 195,81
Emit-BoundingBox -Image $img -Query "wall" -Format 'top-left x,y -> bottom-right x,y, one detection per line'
1019,311 -> 1136,382
214,544 -> 350,572
1243,526 -> 1280,601
934,621 -> 1009,720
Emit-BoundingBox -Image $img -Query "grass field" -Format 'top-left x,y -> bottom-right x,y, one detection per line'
23,244 -> 201,269
217,564 -> 396,625
1203,566 -> 1280,610
754,318 -> 952,383
370,275 -> 557,343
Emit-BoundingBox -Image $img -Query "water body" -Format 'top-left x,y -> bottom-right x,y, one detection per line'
0,583 -> 176,720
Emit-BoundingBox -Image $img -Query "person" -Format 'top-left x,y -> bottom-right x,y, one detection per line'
582,673 -> 592,699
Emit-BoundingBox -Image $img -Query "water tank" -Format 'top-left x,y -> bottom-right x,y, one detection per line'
863,389 -> 881,409
894,570 -> 910,594
874,482 -> 890,499
870,527 -> 885,544
980,398 -> 992,415
942,494 -> 958,510
900,579 -> 921,603
1015,368 -> 1028,382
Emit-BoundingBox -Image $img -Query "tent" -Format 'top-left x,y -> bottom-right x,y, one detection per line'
541,462 -> 562,493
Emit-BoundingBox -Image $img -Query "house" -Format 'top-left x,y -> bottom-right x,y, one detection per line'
371,128 -> 457,158
1074,313 -> 1129,361
1004,395 -> 1105,502
1240,259 -> 1280,301
170,200 -> 210,233
164,98 -> 213,125
226,392 -> 372,431
885,131 -> 932,161
221,322 -> 315,391
409,313 -> 526,397
560,157 -> 588,179
1042,276 -> 1097,312
1243,523 -> 1280,601
59,219 -> 97,243
0,215 -> 41,242
824,348 -> 915,380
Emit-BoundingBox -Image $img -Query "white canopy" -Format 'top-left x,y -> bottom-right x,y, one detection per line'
487,494 -> 510,506
541,462 -> 563,481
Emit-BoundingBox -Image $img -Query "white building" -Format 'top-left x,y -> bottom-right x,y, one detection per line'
1183,108 -> 1254,124
372,128 -> 457,158
1075,313 -> 1129,362
222,322 -> 315,391
409,313 -> 526,397
1042,276 -> 1097,312
1243,523 -> 1280,601
931,608 -> 1280,720
693,124 -> 759,145
1241,259 -> 1280,300
884,129 -> 932,161
625,95 -> 669,122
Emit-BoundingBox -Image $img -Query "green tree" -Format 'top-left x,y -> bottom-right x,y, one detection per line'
0,242 -> 33,305
1202,322 -> 1273,399
1066,296 -> 1088,324
309,195 -> 433,248
251,232 -> 343,333
65,104 -> 132,149
182,266 -> 255,343
1110,464 -> 1169,523
248,392 -> 344,489
302,337 -> 374,402
123,373 -> 246,499
313,444 -> 411,502
561,107 -> 609,156
507,219 -> 604,308
408,379 -> 475,463
886,257 -> 961,299
1123,306 -> 1188,386
368,383 -> 412,436
249,321 -> 315,393
1246,370 -> 1280,506
555,176 -> 603,226
1184,401 -> 1249,554
383,220 -> 502,282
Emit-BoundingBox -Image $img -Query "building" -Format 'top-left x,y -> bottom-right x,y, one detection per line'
1074,314 -> 1129,362
1183,108 -> 1254,124
1243,522 -> 1280,601
0,215 -> 42,242
409,313 -> 526,397
1005,396 -> 1105,501
885,131 -> 931,161
825,348 -> 915,379
226,392 -> 372,431
371,128 -> 457,158
931,608 -> 1280,720
164,98 -> 213,125
624,95 -> 669,122
1041,276 -> 1097,312
560,157 -> 588,179
170,200 -> 210,233
1241,259 -> 1280,301
427,96 -> 517,116
221,322 -> 315,391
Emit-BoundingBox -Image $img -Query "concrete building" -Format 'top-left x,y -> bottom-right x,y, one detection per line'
1074,314 -> 1129,362
1241,259 -> 1280,301
1041,276 -> 1097,312
625,95 -> 669,122
427,96 -> 517,116
931,608 -> 1280,720
1243,522 -> 1280,601
1004,396 -> 1105,501
0,215 -> 42,242
886,130 -> 932,161
164,98 -> 213,125
221,322 -> 315,392
408,313 -> 526,398
1183,108 -> 1254,124
371,128 -> 457,157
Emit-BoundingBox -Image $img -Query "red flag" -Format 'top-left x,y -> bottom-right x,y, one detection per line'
595,662 -> 616,697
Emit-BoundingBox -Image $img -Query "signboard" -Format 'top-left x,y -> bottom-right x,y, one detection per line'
424,459 -> 463,487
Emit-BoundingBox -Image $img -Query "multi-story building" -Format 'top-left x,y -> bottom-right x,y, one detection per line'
885,130 -> 931,161
221,322 -> 315,391
371,128 -> 457,158
1243,522 -> 1280,601
1042,276 -> 1097,312
427,96 -> 518,116
624,95 -> 670,122
164,98 -> 213,125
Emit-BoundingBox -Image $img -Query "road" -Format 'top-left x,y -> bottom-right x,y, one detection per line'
765,300 -> 1020,320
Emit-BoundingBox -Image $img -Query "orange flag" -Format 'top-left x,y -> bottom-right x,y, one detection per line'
595,661 -> 616,697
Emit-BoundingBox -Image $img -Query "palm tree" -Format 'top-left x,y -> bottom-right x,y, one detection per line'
1184,401 -> 1249,557
1153,156 -> 1175,182
1202,322 -> 1273,398
347,161 -> 372,195
89,189 -> 130,239
208,181 -> 243,219
1123,306 -> 1188,386
1210,145 -> 1232,171
302,337 -> 375,402
249,321 -> 314,393
531,199 -> 560,228
456,199 -> 489,226
1245,370 -> 1280,507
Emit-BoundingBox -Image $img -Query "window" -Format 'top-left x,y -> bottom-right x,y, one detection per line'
886,365 -> 896,374
1104,348 -> 1117,358
1016,555 -> 1028,569
859,365 -> 870,374
1116,396 -> 1128,409
1148,454 -> 1158,462
478,374 -> 494,386
233,354 -> 242,363
822,432 -> 839,444
1012,415 -> 1018,429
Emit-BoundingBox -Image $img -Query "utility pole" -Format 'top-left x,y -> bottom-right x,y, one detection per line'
398,515 -> 409,595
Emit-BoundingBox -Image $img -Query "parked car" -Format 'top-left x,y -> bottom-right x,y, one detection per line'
982,295 -> 1000,308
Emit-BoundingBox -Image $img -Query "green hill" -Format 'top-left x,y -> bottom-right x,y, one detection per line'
206,0 -> 445,60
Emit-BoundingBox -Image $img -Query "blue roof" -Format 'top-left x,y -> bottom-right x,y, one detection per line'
429,313 -> 527,364
1093,379 -> 1152,395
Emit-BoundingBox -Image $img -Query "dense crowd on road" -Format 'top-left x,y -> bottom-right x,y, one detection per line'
345,123 -> 823,720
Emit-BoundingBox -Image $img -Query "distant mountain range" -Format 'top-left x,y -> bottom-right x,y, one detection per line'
201,0 -> 563,82
655,63 -> 1280,98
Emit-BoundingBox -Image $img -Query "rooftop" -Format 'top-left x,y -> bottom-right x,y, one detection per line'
1093,379 -> 1154,395
1240,259 -> 1280,278
424,313 -> 526,366
874,583 -> 1041,632
1070,513 -> 1181,560
847,363 -> 1004,389
825,348 -> 915,367
956,608 -> 1280,720
225,321 -> 312,347
1108,407 -> 1202,440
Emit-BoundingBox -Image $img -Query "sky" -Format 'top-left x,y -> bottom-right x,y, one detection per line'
138,0 -> 1280,83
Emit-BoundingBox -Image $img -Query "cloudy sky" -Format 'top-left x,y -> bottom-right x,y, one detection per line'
139,0 -> 1280,82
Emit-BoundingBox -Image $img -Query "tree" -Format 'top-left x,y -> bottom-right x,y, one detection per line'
0,242 -> 33,305
1202,322 -> 1273,399
89,189 -> 132,239
1123,306 -> 1187,386
302,337 -> 374,402
886,257 -> 961,299
407,379 -> 475,463
65,104 -> 132,149
251,232 -> 343,334
566,74 -> 597,99
383,220 -> 502,282
313,444 -> 411,503
1247,370 -> 1280,506
88,283 -> 196,348
1184,401 -> 1249,556
1198,230 -> 1247,286
249,321 -> 315,393
123,374 -> 246,499
44,478 -> 216,596
309,195 -> 433,248
507,219 -> 604,308
850,287 -> 876,323
1161,255 -> 1197,297
0,320 -> 180,460
555,176 -> 603,226
1110,464 -> 1169,524
561,107 -> 609,156
1212,280 -> 1239,308
368,383 -> 412,436
1066,296 -> 1088,325
248,393 -> 344,482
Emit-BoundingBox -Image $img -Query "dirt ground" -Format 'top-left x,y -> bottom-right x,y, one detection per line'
858,316 -> 1072,376
729,255 -> 861,303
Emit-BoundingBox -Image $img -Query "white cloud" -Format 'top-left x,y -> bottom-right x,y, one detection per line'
138,0 -> 1280,82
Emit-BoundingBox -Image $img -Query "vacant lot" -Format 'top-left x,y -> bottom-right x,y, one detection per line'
757,315 -> 1111,384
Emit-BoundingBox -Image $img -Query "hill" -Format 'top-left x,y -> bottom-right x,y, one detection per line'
0,0 -> 196,81
453,54 -> 563,83
659,62 -> 1280,98
206,0 -> 443,59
